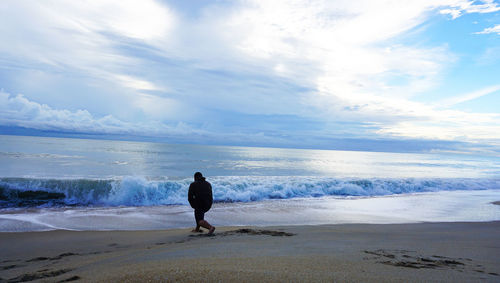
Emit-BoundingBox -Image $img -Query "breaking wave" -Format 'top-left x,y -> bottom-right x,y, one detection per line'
0,176 -> 499,208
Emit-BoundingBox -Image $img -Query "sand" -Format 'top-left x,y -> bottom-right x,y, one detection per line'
1,222 -> 499,282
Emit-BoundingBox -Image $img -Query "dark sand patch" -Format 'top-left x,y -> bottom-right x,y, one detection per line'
178,228 -> 295,243
364,249 -> 498,276
26,252 -> 78,262
25,257 -> 49,262
106,243 -> 130,249
1,260 -> 18,264
59,275 -> 81,282
1,265 -> 20,271
364,249 -> 466,269
231,228 -> 295,236
189,228 -> 295,238
7,268 -> 73,282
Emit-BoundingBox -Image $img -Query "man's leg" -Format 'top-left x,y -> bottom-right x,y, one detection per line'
198,220 -> 215,235
195,210 -> 215,234
191,210 -> 203,232
191,225 -> 201,233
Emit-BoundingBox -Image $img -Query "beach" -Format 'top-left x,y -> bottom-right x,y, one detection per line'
1,222 -> 499,282
1,136 -> 500,282
3,0 -> 500,281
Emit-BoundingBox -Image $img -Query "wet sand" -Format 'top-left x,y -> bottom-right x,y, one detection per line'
1,222 -> 499,282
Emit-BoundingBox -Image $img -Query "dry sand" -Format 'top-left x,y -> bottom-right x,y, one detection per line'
1,222 -> 499,282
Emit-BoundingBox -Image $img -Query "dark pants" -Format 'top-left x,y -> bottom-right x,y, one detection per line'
194,209 -> 205,225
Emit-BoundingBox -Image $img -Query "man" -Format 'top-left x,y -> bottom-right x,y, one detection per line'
188,172 -> 215,234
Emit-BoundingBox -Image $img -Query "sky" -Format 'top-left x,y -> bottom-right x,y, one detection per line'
0,0 -> 499,154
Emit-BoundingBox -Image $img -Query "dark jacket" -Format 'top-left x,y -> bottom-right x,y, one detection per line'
188,179 -> 213,212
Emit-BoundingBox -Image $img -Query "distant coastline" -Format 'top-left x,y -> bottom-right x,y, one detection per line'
0,128 -> 485,155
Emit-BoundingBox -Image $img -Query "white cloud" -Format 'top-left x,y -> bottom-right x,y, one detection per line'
438,85 -> 500,107
1,0 -> 500,148
0,91 -> 127,133
206,0 -> 500,143
440,8 -> 463,19
0,0 -> 175,90
475,24 -> 500,34
440,0 -> 500,19
133,93 -> 192,121
376,117 -> 500,141
197,0 -> 456,121
36,0 -> 176,41
0,90 -> 193,136
208,2 -> 446,112
113,75 -> 163,91
0,90 -> 306,146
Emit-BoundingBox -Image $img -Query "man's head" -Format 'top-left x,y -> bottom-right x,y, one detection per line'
194,172 -> 204,181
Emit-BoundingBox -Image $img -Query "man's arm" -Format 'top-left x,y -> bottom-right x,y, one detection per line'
206,183 -> 213,211
208,183 -> 213,202
188,184 -> 195,208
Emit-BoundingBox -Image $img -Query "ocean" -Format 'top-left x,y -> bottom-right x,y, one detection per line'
1,134 -> 499,231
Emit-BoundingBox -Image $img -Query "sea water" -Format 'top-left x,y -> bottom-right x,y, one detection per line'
0,135 -> 499,231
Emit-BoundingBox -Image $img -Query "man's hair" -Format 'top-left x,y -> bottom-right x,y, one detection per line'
194,172 -> 204,181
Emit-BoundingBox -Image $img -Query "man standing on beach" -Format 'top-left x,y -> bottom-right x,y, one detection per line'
188,172 -> 215,234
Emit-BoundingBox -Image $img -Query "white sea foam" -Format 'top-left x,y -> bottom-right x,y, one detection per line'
1,176 -> 499,207
1,190 -> 499,232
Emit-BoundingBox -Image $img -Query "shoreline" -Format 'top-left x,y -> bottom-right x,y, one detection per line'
1,222 -> 499,282
2,190 -> 500,232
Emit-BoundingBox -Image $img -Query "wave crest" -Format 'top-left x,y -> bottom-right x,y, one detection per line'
0,176 -> 498,208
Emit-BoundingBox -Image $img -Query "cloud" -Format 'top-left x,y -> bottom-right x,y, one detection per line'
0,0 -> 174,90
200,0 -> 456,119
78,0 -> 176,40
0,90 -> 130,133
475,24 -> 500,34
0,90 -> 326,148
113,75 -> 164,91
438,85 -> 500,107
1,0 -> 500,150
440,0 -> 500,19
376,117 -> 500,142
203,0 -> 500,145
0,90 -> 195,136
